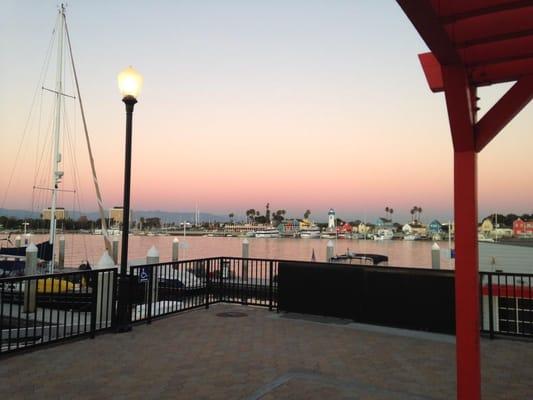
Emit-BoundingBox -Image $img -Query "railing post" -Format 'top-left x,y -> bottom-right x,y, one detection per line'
147,266 -> 153,325
90,271 -> 98,339
219,257 -> 223,303
269,261 -> 274,311
205,259 -> 211,309
111,269 -> 118,328
488,273 -> 494,339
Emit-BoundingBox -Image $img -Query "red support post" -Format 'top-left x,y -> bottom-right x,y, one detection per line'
454,150 -> 481,400
443,65 -> 481,400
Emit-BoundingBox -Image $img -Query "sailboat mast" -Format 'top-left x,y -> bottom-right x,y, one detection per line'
49,4 -> 66,272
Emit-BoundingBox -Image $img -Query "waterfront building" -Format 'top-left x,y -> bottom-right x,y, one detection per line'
428,220 -> 443,234
513,218 -> 533,236
479,219 -> 494,237
223,223 -> 267,233
336,222 -> 352,234
299,219 -> 313,230
109,206 -> 132,224
327,209 -> 336,231
279,219 -> 299,234
402,222 -> 427,236
41,207 -> 68,221
376,218 -> 394,228
357,223 -> 369,233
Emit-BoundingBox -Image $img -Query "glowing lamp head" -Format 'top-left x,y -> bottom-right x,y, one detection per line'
118,66 -> 143,100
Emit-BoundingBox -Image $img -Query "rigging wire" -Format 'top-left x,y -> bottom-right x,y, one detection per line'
64,12 -> 112,254
2,14 -> 59,212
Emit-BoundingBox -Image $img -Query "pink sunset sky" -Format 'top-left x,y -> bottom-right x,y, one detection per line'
1,1 -> 532,222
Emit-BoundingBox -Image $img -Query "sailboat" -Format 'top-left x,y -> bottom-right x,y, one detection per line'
0,5 -> 111,275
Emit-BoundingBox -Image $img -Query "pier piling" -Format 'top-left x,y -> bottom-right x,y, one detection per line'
58,235 -> 65,268
15,235 -> 21,248
326,240 -> 334,262
112,236 -> 119,265
172,238 -> 179,262
147,246 -> 160,304
432,242 -> 441,270
24,243 -> 38,313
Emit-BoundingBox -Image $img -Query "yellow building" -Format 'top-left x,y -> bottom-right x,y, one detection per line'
109,207 -> 131,224
479,219 -> 494,236
41,207 -> 68,220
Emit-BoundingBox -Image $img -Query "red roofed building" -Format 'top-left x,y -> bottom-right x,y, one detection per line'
513,218 -> 533,236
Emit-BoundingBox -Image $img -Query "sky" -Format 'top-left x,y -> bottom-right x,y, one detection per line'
0,1 -> 532,223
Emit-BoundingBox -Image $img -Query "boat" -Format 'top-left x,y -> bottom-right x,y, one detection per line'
299,226 -> 321,238
403,234 -> 420,241
255,228 -> 281,238
320,232 -> 336,239
330,251 -> 388,266
374,229 -> 394,240
478,234 -> 495,243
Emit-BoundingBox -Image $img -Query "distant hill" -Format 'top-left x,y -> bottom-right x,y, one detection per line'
0,208 -> 226,223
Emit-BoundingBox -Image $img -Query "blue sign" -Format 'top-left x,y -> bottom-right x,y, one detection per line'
139,268 -> 150,282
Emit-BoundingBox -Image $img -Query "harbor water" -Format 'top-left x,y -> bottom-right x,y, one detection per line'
15,234 -> 454,270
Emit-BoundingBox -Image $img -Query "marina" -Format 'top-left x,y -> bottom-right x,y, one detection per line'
0,233 -> 455,271
1,2 -> 532,399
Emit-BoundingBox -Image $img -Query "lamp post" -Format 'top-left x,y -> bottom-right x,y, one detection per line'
116,66 -> 143,332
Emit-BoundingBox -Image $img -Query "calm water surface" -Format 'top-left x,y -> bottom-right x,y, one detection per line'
22,234 -> 454,270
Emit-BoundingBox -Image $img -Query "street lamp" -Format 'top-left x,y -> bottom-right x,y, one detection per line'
116,66 -> 143,332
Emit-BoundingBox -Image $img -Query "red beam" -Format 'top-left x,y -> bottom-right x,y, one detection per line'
419,52 -> 533,91
443,66 -> 476,151
438,0 -> 533,23
419,53 -> 444,92
397,0 -> 461,65
454,150 -> 480,400
476,76 -> 533,151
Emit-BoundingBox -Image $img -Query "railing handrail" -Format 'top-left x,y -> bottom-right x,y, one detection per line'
480,270 -> 533,278
0,267 -> 117,283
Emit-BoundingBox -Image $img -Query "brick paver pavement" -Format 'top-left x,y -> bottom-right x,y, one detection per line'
1,303 -> 532,399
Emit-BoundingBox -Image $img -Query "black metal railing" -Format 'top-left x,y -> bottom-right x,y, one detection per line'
480,271 -> 533,339
128,257 -> 279,323
0,268 -> 117,354
129,258 -> 217,323
3,257 -> 532,355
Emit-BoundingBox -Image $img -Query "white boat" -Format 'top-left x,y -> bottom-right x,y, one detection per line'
255,228 -> 280,238
374,229 -> 394,240
299,226 -> 321,238
320,232 -> 336,239
478,234 -> 495,243
404,234 -> 420,241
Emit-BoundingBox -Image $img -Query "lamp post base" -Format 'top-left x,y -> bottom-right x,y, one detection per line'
116,275 -> 133,333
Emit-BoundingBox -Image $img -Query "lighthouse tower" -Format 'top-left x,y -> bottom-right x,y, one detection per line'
328,208 -> 336,230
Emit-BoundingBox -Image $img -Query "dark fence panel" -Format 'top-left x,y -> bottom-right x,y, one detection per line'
216,257 -> 278,309
480,271 -> 533,338
278,261 -> 456,334
0,268 -> 116,355
129,259 -> 219,323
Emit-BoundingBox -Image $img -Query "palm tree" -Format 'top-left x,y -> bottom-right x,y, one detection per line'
228,213 -> 234,223
246,209 -> 256,223
304,209 -> 311,219
385,207 -> 390,219
389,208 -> 394,222
418,207 -> 423,221
410,207 -> 416,222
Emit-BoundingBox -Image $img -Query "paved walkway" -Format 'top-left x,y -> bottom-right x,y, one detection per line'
1,304 -> 532,399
